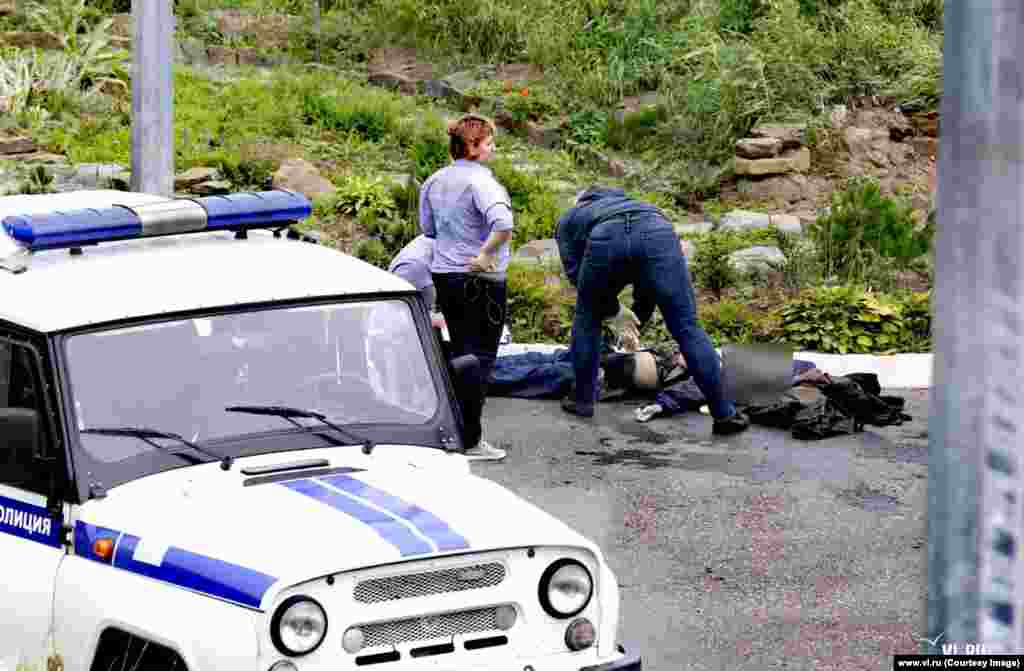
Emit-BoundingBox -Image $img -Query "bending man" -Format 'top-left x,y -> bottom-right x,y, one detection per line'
555,186 -> 749,436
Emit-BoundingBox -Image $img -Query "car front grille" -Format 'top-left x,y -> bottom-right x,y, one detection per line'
360,606 -> 503,648
353,562 -> 506,603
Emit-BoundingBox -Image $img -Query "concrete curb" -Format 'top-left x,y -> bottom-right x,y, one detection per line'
497,344 -> 933,389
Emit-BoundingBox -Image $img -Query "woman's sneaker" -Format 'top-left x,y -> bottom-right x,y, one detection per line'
712,410 -> 751,436
465,440 -> 507,461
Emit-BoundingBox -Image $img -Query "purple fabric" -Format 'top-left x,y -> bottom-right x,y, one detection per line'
418,159 -> 514,275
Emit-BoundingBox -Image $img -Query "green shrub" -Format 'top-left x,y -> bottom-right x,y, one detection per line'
690,231 -> 739,300
487,158 -> 563,248
900,290 -> 932,350
506,86 -> 560,123
565,109 -> 611,147
506,262 -> 574,342
719,0 -> 770,35
216,157 -> 276,190
354,238 -> 390,269
409,136 -> 449,183
779,286 -> 929,353
329,174 -> 397,219
808,177 -> 933,289
771,229 -> 823,293
302,92 -> 392,141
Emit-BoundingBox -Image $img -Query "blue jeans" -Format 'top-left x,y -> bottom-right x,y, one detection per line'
570,213 -> 737,420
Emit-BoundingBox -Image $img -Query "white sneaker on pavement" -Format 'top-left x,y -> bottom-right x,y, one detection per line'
464,440 -> 506,461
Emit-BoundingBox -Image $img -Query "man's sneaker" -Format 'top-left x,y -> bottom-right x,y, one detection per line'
465,440 -> 507,461
713,410 -> 750,436
561,397 -> 595,418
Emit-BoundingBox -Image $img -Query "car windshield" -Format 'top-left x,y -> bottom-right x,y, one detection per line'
64,299 -> 440,464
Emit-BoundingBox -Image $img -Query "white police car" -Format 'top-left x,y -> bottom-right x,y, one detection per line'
0,189 -> 641,671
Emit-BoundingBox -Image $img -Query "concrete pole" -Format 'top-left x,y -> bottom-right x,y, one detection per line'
130,0 -> 174,196
928,0 -> 1024,655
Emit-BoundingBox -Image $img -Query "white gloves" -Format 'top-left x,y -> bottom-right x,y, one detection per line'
608,304 -> 641,352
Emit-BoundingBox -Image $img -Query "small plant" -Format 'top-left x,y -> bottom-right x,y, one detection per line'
409,136 -> 449,183
27,0 -> 126,85
808,176 -> 934,289
330,174 -> 397,219
771,229 -> 822,294
17,166 -> 56,195
216,157 -> 275,190
503,85 -> 560,124
718,0 -> 770,35
564,109 -> 610,147
691,231 -> 739,300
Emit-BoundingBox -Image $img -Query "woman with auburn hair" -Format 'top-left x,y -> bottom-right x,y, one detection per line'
418,114 -> 513,461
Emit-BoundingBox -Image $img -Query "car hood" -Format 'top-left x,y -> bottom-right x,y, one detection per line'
72,447 -> 598,610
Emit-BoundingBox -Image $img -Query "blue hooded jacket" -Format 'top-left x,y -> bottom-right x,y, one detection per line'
555,187 -> 666,323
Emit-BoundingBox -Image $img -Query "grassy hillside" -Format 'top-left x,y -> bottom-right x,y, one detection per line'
0,0 -> 940,352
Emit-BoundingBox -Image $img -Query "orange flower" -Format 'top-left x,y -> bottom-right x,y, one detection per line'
520,88 -> 529,96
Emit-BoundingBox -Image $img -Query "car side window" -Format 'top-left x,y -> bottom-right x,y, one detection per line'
0,339 -> 54,495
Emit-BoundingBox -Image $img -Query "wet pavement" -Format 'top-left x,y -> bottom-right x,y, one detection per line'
472,388 -> 932,671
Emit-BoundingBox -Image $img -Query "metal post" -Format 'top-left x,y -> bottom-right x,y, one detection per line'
130,0 -> 174,196
928,0 -> 1024,655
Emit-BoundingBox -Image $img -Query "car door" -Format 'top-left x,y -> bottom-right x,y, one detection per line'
0,334 -> 67,668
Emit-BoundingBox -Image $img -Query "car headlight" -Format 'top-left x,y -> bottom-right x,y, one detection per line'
538,559 -> 593,619
271,595 -> 328,657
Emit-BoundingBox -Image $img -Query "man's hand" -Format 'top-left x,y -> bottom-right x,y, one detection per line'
469,251 -> 497,273
608,305 -> 641,352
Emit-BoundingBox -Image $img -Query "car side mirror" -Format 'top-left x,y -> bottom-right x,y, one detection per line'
0,407 -> 40,485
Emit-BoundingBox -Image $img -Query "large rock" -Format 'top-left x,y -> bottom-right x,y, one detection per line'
210,9 -> 294,49
110,13 -> 132,38
272,158 -> 336,200
190,180 -> 232,196
675,221 -> 714,236
735,137 -> 782,159
907,111 -> 939,138
525,122 -> 562,150
0,136 -> 36,156
206,46 -> 237,67
96,78 -> 129,98
174,167 -> 219,190
720,210 -> 771,232
749,124 -> 806,150
734,147 -> 810,176
728,246 -> 786,274
68,163 -> 126,189
0,32 -> 63,50
368,71 -> 418,96
770,214 -> 803,235
515,239 -> 561,265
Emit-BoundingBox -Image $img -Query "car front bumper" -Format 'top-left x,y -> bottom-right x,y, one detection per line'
579,644 -> 642,671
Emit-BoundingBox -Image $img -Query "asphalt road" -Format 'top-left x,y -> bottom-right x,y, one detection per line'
471,388 -> 932,671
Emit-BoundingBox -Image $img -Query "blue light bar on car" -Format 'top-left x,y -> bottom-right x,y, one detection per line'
1,190 -> 312,252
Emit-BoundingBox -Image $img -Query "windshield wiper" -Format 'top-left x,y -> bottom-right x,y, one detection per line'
80,427 -> 234,470
225,405 -> 376,455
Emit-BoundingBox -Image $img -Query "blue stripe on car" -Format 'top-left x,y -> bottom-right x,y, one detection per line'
74,522 -> 277,609
319,474 -> 470,552
280,478 -> 434,557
